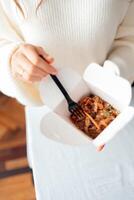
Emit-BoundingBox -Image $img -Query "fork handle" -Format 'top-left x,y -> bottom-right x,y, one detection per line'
50,74 -> 73,104
40,55 -> 73,104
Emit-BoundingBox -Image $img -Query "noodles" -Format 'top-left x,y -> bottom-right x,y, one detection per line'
70,95 -> 119,139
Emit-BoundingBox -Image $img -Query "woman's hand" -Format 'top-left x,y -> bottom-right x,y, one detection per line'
11,44 -> 57,83
97,144 -> 105,152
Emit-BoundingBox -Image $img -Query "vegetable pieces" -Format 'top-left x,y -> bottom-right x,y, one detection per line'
70,95 -> 119,139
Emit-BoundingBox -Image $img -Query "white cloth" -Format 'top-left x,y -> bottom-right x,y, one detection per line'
0,0 -> 134,105
27,88 -> 134,200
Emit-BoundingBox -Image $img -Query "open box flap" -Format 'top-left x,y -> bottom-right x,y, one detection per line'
40,111 -> 91,145
83,63 -> 132,111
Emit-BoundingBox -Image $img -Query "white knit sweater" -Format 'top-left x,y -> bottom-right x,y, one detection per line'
0,0 -> 134,106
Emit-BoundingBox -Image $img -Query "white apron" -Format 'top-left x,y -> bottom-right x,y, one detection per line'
25,88 -> 134,200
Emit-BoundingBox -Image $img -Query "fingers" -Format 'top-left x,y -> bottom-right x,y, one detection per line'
38,56 -> 57,75
96,144 -> 105,152
16,53 -> 47,77
12,64 -> 24,78
16,72 -> 45,83
14,65 -> 47,83
20,44 -> 57,75
22,73 -> 45,83
12,53 -> 48,83
20,44 -> 40,64
11,44 -> 57,83
36,46 -> 54,64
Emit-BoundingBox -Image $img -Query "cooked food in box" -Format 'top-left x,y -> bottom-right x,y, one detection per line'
70,95 -> 119,139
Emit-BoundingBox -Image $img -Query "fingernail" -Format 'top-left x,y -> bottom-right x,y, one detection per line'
52,71 -> 57,75
48,59 -> 54,64
52,69 -> 58,75
47,55 -> 54,61
97,144 -> 105,152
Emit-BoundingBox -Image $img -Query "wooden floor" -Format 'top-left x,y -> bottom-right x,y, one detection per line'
0,173 -> 35,200
0,94 -> 36,200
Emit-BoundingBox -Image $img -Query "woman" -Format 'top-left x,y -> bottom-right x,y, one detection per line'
0,0 -> 134,199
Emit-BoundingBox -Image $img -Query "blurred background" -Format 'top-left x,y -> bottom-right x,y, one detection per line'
0,92 -> 35,200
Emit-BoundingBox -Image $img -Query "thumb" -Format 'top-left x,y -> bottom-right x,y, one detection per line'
36,46 -> 54,64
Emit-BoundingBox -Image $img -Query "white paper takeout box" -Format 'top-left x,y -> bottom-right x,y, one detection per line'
39,63 -> 134,147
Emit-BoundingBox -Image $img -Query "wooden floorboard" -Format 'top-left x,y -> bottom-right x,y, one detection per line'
6,157 -> 28,170
0,94 -> 36,200
0,129 -> 26,151
0,173 -> 35,200
0,145 -> 26,162
0,167 -> 32,179
0,96 -> 25,146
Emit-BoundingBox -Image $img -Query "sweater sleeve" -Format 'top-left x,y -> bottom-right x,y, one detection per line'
0,3 -> 43,106
103,1 -> 134,84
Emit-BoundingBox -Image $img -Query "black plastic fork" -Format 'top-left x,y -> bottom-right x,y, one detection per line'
40,55 -> 85,118
50,74 -> 85,118
50,74 -> 85,119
